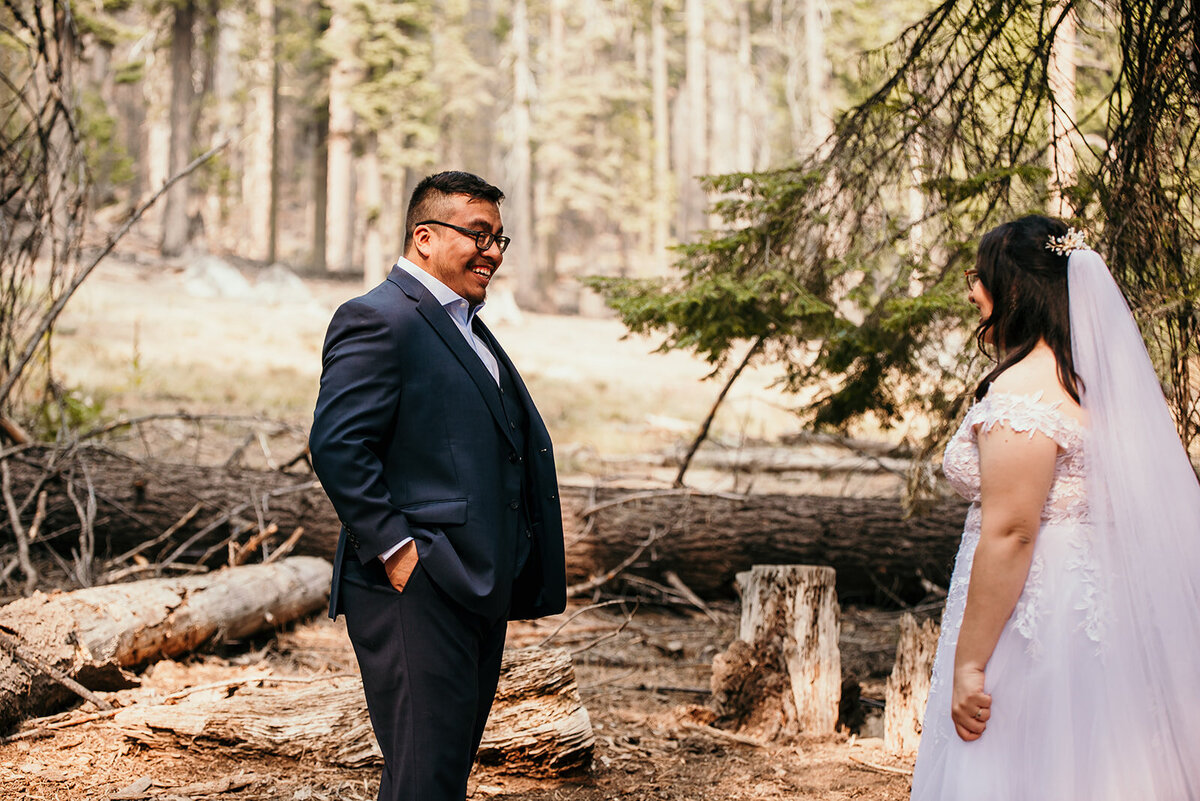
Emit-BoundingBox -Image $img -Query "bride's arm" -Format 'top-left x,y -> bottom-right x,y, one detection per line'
951,423 -> 1057,742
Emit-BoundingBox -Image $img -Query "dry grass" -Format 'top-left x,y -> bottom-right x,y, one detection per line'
48,257 -> 799,461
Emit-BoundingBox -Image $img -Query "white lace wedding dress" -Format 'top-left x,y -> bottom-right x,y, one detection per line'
911,390 -> 1127,800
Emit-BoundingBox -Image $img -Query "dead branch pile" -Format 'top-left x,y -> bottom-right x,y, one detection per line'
0,433 -> 326,595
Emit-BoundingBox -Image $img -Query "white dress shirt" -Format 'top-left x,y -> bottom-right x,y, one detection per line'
396,257 -> 499,384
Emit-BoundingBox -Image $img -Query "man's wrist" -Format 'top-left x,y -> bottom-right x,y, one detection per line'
378,536 -> 413,564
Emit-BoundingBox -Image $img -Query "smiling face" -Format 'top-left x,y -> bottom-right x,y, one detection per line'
412,193 -> 503,307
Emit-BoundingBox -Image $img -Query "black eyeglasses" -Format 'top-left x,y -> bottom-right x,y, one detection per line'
963,269 -> 979,290
416,220 -> 511,254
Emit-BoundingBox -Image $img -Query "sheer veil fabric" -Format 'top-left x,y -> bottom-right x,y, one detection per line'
1066,249 -> 1200,797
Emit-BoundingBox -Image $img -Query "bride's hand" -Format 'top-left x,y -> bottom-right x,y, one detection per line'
951,663 -> 991,741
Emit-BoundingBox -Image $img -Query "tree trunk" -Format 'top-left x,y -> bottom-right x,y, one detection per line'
711,565 -> 840,737
311,90 -> 330,272
161,0 -> 197,257
736,2 -> 757,170
679,0 -> 707,239
361,134 -> 383,287
112,647 -> 593,775
707,0 -> 737,179
884,613 -> 939,755
325,0 -> 357,273
650,0 -> 671,274
803,0 -> 832,144
242,0 -> 275,262
0,557 -> 331,733
507,0 -> 538,310
1047,2 -> 1078,217
477,646 -> 594,775
268,1 -> 283,264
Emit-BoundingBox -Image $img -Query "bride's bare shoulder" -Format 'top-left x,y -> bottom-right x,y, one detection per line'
990,344 -> 1084,421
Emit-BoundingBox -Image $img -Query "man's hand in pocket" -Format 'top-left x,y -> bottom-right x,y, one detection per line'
383,540 -> 419,592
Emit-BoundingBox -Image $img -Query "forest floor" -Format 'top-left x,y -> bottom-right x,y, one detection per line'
0,603 -> 915,800
1,251 -> 923,799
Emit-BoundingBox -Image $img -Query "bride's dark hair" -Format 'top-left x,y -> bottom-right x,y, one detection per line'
973,214 -> 1082,402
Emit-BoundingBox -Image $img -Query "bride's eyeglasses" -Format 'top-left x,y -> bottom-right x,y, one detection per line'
963,269 -> 980,290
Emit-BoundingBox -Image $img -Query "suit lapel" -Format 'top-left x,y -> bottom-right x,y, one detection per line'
391,267 -> 516,449
475,318 -> 546,436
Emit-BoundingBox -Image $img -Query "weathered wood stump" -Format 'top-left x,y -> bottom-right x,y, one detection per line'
884,613 -> 940,754
711,565 -> 841,738
113,647 -> 594,775
0,557 -> 331,732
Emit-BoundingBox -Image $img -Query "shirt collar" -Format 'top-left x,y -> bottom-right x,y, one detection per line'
395,256 -> 485,322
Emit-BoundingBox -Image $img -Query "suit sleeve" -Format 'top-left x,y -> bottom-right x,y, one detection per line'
309,299 -> 415,562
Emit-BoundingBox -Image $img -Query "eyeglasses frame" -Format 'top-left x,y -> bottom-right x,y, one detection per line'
415,219 -> 511,254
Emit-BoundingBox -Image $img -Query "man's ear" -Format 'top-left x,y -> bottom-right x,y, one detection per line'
411,224 -> 433,259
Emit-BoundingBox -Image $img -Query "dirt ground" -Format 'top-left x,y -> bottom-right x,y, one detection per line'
1,253 -> 923,799
0,603 -> 915,800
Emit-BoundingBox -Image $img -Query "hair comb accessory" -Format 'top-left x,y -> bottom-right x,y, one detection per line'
1046,227 -> 1087,256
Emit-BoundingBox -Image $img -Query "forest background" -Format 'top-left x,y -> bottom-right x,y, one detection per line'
2,0 -> 1199,495
6,0 -> 1200,470
0,3 -> 1198,796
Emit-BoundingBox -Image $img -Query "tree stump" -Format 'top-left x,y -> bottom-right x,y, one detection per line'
884,612 -> 940,754
710,565 -> 841,738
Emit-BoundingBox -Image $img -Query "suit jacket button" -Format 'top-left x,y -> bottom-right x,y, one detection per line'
509,500 -> 519,510
509,452 -> 521,463
548,493 -> 556,500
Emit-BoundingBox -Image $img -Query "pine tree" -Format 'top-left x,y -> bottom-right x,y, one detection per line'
589,0 -> 1200,451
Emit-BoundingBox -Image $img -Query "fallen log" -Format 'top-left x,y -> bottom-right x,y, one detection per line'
1,446 -> 335,578
112,647 -> 593,775
3,447 -> 965,604
0,556 -> 331,733
564,489 -> 967,604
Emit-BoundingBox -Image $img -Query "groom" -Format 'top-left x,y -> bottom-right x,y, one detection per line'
309,170 -> 566,801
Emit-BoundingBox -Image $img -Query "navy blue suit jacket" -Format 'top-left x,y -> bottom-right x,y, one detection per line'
309,265 -> 566,621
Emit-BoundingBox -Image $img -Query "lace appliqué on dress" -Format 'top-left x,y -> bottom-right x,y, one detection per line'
944,391 -> 1088,522
939,391 -> 1103,664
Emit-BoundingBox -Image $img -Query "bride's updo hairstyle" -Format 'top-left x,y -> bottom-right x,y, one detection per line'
972,214 -> 1082,403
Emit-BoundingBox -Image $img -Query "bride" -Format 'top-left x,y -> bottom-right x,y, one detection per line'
911,215 -> 1200,800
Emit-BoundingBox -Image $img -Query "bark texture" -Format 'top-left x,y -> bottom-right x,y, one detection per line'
564,488 -> 966,605
711,565 -> 841,738
884,613 -> 940,755
6,449 -> 965,604
0,557 -> 331,732
114,647 -> 594,774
